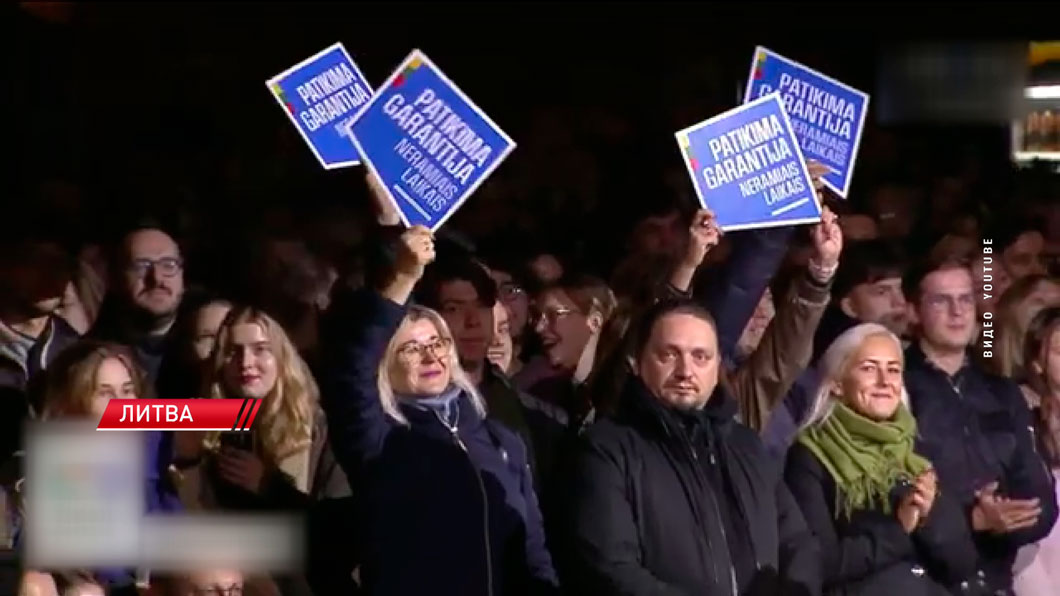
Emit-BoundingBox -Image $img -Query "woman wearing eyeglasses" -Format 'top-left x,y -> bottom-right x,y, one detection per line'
321,226 -> 558,596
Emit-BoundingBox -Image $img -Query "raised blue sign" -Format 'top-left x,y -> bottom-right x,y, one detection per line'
676,93 -> 821,232
345,50 -> 515,231
267,43 -> 374,169
744,46 -> 869,198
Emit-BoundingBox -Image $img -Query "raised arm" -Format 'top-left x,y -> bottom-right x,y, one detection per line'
667,209 -> 721,296
701,161 -> 830,364
321,226 -> 436,475
728,207 -> 840,431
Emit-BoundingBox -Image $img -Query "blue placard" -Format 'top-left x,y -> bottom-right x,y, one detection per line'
743,46 -> 869,198
675,93 -> 821,232
266,43 -> 374,169
345,50 -> 516,231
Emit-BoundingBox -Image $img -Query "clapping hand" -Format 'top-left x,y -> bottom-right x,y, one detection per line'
971,482 -> 1043,534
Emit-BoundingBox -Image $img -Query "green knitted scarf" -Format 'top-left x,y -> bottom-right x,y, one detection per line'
797,401 -> 931,518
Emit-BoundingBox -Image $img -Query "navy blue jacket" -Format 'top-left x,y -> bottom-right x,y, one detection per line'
321,289 -> 558,596
904,343 -> 1058,591
701,227 -> 795,366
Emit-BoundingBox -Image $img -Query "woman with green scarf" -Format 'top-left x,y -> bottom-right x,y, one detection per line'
784,323 -> 990,596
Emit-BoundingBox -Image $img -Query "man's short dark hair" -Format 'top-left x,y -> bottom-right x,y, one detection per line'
416,255 -> 498,311
832,240 -> 908,300
630,299 -> 717,360
902,254 -> 973,306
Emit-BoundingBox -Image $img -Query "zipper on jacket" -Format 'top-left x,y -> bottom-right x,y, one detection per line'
436,414 -> 494,596
681,434 -> 737,596
706,432 -> 760,573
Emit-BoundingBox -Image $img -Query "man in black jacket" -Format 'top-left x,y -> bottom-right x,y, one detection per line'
902,255 -> 1058,593
560,299 -> 819,596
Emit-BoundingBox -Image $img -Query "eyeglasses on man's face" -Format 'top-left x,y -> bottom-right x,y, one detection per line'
127,257 -> 184,278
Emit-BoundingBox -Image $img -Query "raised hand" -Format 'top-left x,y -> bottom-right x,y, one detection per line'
384,226 -> 436,304
681,209 -> 723,269
810,206 -> 842,270
394,226 -> 436,280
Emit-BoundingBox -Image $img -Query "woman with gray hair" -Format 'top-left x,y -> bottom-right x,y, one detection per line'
320,226 -> 558,596
785,323 -> 989,595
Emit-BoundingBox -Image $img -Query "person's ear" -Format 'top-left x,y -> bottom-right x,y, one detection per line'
1031,360 -> 1044,376
587,310 -> 604,334
839,295 -> 858,320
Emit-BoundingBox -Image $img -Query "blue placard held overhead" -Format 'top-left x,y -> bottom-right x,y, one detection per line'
266,43 -> 374,169
744,46 -> 869,198
345,50 -> 516,231
676,93 -> 821,232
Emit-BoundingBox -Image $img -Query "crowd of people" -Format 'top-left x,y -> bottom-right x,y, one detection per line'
6,65 -> 1060,595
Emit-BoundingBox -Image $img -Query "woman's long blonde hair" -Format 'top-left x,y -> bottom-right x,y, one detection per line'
377,305 -> 485,426
203,307 -> 316,463
41,341 -> 152,420
801,323 -> 910,430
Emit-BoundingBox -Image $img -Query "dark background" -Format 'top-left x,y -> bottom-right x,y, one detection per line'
11,2 -> 1057,276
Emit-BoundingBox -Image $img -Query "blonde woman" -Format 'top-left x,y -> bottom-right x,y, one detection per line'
320,226 -> 557,596
785,324 -> 988,595
181,306 -> 348,510
180,306 -> 353,595
13,342 -> 158,595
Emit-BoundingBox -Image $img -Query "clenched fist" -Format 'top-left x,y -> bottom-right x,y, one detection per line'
394,226 -> 436,280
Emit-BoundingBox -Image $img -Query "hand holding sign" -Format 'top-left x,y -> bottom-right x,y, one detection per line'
395,226 -> 437,280
810,206 -> 842,271
682,209 -> 723,269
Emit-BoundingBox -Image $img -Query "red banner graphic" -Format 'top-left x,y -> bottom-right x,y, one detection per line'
96,399 -> 261,431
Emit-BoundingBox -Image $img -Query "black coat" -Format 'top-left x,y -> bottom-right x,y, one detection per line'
784,443 -> 990,596
321,289 -> 558,596
559,378 -> 820,596
904,344 -> 1059,591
